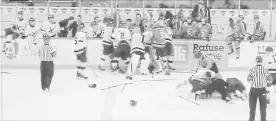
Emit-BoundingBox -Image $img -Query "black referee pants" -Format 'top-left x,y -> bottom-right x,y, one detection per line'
40,61 -> 54,90
249,88 -> 267,121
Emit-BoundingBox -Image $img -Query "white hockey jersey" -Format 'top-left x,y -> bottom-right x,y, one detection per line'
74,32 -> 87,54
12,18 -> 27,34
164,27 -> 173,43
263,53 -> 276,71
130,33 -> 145,54
41,21 -> 60,37
102,26 -> 114,46
24,23 -> 41,37
111,28 -> 131,48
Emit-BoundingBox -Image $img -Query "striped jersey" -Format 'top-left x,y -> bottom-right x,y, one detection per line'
248,64 -> 272,88
74,32 -> 87,54
38,44 -> 56,61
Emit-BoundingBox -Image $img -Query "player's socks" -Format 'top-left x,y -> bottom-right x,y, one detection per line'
236,47 -> 240,59
99,57 -> 106,71
227,43 -> 234,55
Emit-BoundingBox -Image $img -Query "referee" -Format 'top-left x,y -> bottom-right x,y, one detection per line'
38,34 -> 56,92
247,56 -> 272,121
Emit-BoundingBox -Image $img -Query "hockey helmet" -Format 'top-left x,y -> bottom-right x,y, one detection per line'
18,11 -> 23,15
29,17 -> 35,22
265,46 -> 274,53
43,34 -> 50,42
256,56 -> 263,63
194,50 -> 203,59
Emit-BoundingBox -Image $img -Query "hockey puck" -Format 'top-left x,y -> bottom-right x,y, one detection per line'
130,100 -> 137,107
88,84 -> 97,88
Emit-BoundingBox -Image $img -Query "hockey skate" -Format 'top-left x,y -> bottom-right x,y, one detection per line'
98,65 -> 105,71
77,72 -> 88,80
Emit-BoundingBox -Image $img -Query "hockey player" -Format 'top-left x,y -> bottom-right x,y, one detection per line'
2,11 -> 26,59
110,21 -> 131,72
24,17 -> 42,53
149,14 -> 168,73
196,17 -> 213,41
74,24 -> 89,80
226,77 -> 247,100
99,17 -> 115,71
41,15 -> 60,39
188,68 -> 217,100
163,23 -> 175,71
226,15 -> 247,59
193,50 -> 219,74
179,15 -> 198,39
263,46 -> 276,94
247,15 -> 266,42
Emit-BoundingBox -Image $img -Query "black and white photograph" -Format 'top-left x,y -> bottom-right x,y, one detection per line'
1,0 -> 276,120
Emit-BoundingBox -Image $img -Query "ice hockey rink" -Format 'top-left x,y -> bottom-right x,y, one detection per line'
1,68 -> 276,120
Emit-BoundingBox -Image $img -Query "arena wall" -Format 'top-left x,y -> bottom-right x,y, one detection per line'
1,38 -> 276,71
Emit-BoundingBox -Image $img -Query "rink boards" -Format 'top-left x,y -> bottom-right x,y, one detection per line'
1,38 -> 276,71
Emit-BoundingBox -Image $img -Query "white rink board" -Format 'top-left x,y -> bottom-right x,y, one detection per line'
2,38 -> 276,71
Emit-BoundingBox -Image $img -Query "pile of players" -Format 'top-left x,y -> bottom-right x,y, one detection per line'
97,13 -> 176,80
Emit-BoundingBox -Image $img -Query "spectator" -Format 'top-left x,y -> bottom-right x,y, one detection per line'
136,14 -> 142,19
69,15 -> 84,37
91,16 -> 105,38
191,0 -> 211,23
58,16 -> 74,37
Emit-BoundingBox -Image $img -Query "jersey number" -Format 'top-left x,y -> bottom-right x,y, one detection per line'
120,32 -> 125,40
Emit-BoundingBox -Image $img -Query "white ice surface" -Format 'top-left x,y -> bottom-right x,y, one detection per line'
1,69 -> 276,120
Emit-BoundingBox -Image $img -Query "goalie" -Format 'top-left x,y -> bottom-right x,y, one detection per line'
247,15 -> 266,42
126,21 -> 152,80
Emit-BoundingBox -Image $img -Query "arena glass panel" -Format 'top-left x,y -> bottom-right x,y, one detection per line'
210,0 -> 239,9
144,0 -> 175,8
117,0 -> 143,8
240,0 -> 270,9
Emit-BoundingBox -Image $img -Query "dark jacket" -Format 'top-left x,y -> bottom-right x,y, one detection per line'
191,5 -> 211,23
68,21 -> 84,37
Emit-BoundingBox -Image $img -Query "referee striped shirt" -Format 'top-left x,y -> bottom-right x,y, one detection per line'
38,44 -> 56,61
247,64 -> 272,88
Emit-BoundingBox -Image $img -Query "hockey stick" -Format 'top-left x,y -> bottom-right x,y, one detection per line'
179,96 -> 200,106
101,82 -> 133,91
135,78 -> 178,82
1,72 -> 11,74
87,61 -> 99,77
